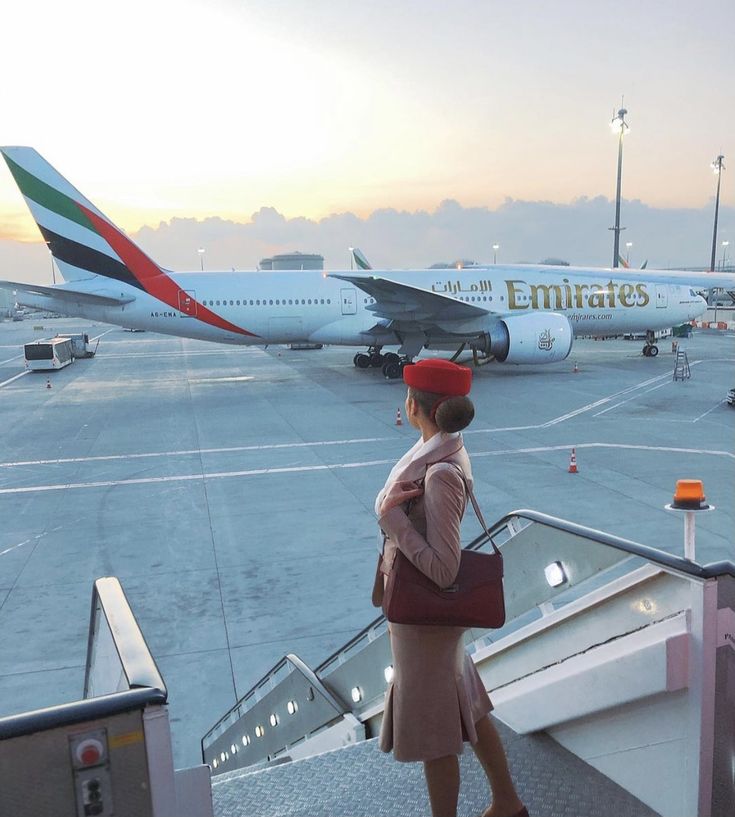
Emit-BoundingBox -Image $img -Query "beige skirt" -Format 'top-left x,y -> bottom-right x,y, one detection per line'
379,622 -> 493,762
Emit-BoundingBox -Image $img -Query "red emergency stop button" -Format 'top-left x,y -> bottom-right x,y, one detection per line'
76,738 -> 104,767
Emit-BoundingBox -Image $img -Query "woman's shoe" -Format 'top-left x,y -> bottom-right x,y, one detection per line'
480,806 -> 528,817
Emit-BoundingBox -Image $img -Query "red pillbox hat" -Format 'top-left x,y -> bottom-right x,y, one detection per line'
403,358 -> 472,395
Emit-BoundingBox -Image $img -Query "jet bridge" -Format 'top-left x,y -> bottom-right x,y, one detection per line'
203,511 -> 735,817
0,577 -> 213,817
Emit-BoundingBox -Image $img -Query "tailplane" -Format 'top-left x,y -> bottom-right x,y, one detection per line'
1,147 -> 161,289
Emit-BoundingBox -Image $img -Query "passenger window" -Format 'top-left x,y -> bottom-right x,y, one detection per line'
269,300 -> 273,305
327,299 -> 331,304
216,300 -> 221,306
236,300 -> 240,306
320,299 -> 324,304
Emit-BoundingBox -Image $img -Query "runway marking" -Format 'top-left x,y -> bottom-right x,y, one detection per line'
692,399 -> 728,423
0,371 -> 30,389
188,376 -> 255,383
95,349 -> 262,360
0,527 -> 62,557
0,444 -> 731,495
0,437 -> 394,468
592,381 -> 670,417
0,353 -> 24,365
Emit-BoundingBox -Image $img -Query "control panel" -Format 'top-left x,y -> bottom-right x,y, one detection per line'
68,729 -> 114,817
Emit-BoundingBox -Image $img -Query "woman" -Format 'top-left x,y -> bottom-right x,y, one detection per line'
374,358 -> 527,817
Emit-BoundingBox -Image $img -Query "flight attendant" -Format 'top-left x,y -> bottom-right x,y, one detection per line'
374,358 -> 527,817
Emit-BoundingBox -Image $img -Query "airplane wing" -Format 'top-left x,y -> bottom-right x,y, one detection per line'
0,280 -> 136,307
558,267 -> 735,289
329,273 -> 490,321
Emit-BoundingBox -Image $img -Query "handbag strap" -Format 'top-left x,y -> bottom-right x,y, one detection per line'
423,457 -> 501,557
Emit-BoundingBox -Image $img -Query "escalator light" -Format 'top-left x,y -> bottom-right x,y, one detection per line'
545,562 -> 567,588
351,686 -> 363,703
384,665 -> 394,683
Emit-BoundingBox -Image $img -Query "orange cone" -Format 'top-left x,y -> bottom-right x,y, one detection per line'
46,378 -> 52,389
568,448 -> 578,474
396,408 -> 403,426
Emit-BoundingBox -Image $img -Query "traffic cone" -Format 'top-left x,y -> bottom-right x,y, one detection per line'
568,448 -> 578,474
46,378 -> 52,389
573,360 -> 579,373
396,408 -> 403,426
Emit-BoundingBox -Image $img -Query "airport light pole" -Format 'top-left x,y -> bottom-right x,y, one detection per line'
626,241 -> 633,267
198,247 -> 205,271
609,106 -> 629,268
492,243 -> 499,264
721,240 -> 730,271
710,155 -> 725,272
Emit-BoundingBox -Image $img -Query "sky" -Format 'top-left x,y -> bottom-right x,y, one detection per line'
1,0 -> 733,281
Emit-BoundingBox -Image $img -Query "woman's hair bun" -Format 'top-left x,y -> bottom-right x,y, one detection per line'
435,395 -> 475,433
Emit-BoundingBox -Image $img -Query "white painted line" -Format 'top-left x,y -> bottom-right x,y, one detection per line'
692,399 -> 728,423
592,381 -> 670,417
0,538 -> 32,557
189,376 -> 255,383
95,350 -> 261,360
471,443 -> 735,459
0,527 -> 62,557
0,353 -> 24,366
0,444 -> 731,496
0,436 -> 395,468
0,459 -> 397,495
0,371 -> 30,389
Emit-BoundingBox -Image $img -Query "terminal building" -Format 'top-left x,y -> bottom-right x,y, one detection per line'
259,252 -> 324,271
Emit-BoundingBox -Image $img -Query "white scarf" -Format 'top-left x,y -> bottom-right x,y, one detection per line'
374,431 -> 459,552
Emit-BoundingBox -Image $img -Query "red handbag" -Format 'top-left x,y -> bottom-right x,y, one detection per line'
382,464 -> 505,629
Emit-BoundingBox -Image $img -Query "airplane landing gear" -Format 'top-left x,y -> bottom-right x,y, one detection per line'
382,355 -> 411,380
642,330 -> 659,357
353,347 -> 386,368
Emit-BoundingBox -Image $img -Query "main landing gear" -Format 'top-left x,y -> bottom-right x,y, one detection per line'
351,347 -> 413,379
642,330 -> 659,357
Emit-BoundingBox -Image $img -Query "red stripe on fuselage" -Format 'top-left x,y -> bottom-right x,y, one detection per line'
77,204 -> 257,338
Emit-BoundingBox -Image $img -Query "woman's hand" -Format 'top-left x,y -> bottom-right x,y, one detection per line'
379,480 -> 424,516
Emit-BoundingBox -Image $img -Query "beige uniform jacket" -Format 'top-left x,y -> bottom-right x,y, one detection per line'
375,434 -> 492,763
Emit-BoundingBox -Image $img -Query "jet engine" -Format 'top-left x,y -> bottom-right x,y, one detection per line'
479,312 -> 573,364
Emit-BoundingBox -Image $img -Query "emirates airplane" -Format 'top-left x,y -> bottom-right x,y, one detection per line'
0,147 -> 727,378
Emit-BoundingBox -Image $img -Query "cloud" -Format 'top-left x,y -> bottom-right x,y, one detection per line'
1,197 -> 731,284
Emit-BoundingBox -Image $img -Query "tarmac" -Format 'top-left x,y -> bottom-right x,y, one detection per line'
0,318 -> 733,769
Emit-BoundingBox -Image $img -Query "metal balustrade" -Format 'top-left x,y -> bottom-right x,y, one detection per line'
203,509 -> 728,770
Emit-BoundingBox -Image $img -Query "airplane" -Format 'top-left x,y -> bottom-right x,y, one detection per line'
1,146 -> 732,379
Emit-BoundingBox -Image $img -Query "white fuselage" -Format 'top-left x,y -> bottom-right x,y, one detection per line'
17,265 -> 706,348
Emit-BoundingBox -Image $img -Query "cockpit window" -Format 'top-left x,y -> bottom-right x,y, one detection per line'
689,288 -> 700,297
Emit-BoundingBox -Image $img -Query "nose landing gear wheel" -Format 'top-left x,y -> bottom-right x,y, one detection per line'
643,345 -> 659,357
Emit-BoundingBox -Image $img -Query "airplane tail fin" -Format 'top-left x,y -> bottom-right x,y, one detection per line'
0,146 -> 161,289
350,247 -> 372,271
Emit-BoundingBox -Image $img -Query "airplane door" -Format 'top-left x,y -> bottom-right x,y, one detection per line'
178,290 -> 197,316
655,284 -> 668,309
340,288 -> 357,315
